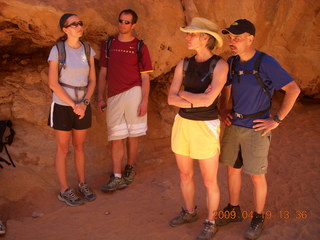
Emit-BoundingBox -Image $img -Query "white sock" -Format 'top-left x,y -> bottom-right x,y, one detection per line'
207,219 -> 215,224
114,173 -> 122,178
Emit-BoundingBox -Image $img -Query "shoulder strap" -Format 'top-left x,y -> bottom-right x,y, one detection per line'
182,57 -> 190,80
229,55 -> 239,77
208,55 -> 221,78
56,41 -> 66,76
137,40 -> 144,68
80,40 -> 91,67
253,52 -> 271,99
105,36 -> 114,59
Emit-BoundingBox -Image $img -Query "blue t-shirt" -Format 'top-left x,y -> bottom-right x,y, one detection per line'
226,50 -> 293,128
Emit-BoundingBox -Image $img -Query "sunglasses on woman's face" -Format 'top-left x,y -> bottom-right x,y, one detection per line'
118,19 -> 131,25
65,21 -> 84,28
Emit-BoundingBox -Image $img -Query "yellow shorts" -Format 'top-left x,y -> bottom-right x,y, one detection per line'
171,114 -> 220,159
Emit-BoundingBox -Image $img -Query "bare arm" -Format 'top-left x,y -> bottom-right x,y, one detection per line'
178,59 -> 228,107
97,66 -> 107,112
137,72 -> 150,116
167,60 -> 194,108
219,85 -> 233,126
253,81 -> 301,135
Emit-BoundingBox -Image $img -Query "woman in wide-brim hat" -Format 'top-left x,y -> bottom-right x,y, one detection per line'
168,17 -> 228,239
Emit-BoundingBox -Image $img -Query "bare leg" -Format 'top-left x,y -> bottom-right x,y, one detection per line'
175,154 -> 195,213
227,166 -> 242,206
127,137 -> 139,166
111,139 -> 124,174
72,129 -> 87,184
199,153 -> 220,221
250,174 -> 267,214
55,130 -> 72,192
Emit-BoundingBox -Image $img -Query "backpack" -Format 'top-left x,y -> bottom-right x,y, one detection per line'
56,40 -> 91,75
55,40 -> 91,103
182,55 -> 221,81
229,52 -> 272,118
105,36 -> 145,69
0,120 -> 16,168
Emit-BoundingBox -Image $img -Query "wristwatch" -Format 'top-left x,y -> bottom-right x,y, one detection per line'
272,115 -> 282,124
83,99 -> 90,106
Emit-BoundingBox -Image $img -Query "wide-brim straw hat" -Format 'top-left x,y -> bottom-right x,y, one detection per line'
180,17 -> 223,48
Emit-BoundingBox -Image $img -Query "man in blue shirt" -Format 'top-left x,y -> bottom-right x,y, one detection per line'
218,19 -> 300,239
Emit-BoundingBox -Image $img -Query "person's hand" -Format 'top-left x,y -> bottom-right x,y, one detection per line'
137,100 -> 148,116
253,118 -> 279,136
220,109 -> 233,126
97,99 -> 107,113
73,103 -> 86,119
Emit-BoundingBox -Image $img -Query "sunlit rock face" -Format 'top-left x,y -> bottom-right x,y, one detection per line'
0,0 -> 318,165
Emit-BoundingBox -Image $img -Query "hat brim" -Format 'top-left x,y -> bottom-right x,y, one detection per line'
222,27 -> 250,35
180,26 -> 223,48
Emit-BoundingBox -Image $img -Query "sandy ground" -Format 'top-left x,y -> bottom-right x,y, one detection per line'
0,99 -> 319,240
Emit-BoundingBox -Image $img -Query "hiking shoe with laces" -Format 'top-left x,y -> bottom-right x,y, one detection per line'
215,203 -> 243,226
100,174 -> 127,192
123,164 -> 136,185
0,221 -> 6,235
58,188 -> 83,207
78,183 -> 96,202
244,212 -> 265,240
169,207 -> 198,227
196,221 -> 218,240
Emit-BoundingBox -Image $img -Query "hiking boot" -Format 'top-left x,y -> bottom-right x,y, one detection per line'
123,164 -> 136,185
169,207 -> 198,227
0,221 -> 5,235
58,188 -> 83,207
244,212 -> 265,240
100,174 -> 127,192
196,221 -> 218,240
78,183 -> 96,202
215,203 -> 243,226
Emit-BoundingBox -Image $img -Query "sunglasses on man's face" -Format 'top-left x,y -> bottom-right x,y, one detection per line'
65,21 -> 84,28
118,19 -> 132,25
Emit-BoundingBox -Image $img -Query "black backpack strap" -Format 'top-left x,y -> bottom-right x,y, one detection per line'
137,40 -> 144,69
56,41 -> 66,76
182,57 -> 190,80
0,120 -> 16,167
253,52 -> 271,99
80,40 -> 91,67
229,55 -> 240,82
105,36 -> 114,59
208,55 -> 221,78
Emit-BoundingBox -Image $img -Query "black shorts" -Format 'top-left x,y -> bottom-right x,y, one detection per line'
48,102 -> 92,131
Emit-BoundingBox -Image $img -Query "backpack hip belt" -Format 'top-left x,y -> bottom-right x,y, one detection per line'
232,105 -> 271,119
59,81 -> 88,103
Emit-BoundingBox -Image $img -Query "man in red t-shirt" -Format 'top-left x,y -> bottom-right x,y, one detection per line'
98,9 -> 153,192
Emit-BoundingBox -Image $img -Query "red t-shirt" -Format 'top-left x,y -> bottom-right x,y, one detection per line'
99,37 -> 153,97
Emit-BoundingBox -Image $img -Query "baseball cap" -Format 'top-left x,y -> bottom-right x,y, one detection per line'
222,19 -> 255,36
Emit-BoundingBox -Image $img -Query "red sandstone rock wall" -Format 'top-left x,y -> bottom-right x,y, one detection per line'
0,0 -> 319,165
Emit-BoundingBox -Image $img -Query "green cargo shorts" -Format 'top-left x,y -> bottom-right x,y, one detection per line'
220,125 -> 271,175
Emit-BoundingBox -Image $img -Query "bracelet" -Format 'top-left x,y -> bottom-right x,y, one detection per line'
273,115 -> 282,124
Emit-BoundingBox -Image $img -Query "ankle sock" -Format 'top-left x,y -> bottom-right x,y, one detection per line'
206,219 -> 215,224
114,173 -> 122,178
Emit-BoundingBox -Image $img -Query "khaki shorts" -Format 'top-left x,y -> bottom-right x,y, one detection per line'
107,86 -> 147,141
171,115 -> 220,159
220,125 -> 271,175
